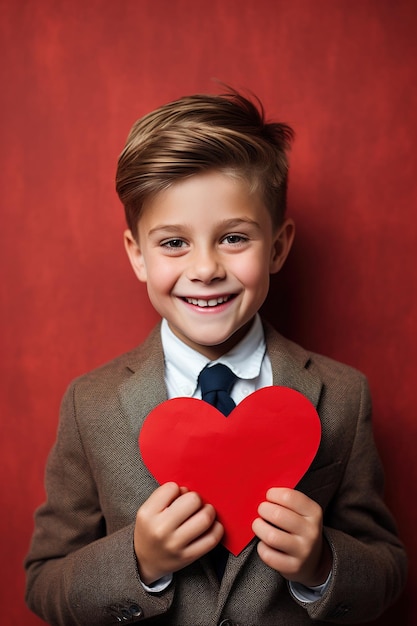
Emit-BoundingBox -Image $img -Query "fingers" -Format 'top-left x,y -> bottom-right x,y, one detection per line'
161,489 -> 223,554
257,501 -> 300,535
259,488 -> 322,532
138,482 -> 202,534
139,481 -> 183,514
252,488 -> 327,585
264,487 -> 319,515
181,518 -> 224,560
134,482 -> 224,584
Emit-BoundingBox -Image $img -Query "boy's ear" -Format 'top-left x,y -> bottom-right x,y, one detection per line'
269,218 -> 295,274
124,229 -> 148,282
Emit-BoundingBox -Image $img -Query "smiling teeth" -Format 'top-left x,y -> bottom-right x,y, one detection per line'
185,296 -> 230,307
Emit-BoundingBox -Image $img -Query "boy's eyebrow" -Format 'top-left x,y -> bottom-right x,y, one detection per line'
147,217 -> 261,236
218,217 -> 262,229
147,224 -> 186,236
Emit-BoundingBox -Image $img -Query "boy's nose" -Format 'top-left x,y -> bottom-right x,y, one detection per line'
186,249 -> 226,283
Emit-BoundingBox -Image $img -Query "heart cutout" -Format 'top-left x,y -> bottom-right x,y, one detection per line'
139,386 -> 321,555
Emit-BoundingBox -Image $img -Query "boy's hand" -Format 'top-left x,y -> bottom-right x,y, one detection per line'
134,482 -> 224,585
252,488 -> 332,587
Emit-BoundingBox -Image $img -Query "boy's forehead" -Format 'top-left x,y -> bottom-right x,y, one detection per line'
139,172 -> 265,213
141,170 -> 263,207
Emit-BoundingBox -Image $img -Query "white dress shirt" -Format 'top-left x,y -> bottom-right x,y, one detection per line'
161,313 -> 271,402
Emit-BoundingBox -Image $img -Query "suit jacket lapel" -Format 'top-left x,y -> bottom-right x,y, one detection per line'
113,324 -> 168,503
264,322 -> 323,409
118,324 -> 167,437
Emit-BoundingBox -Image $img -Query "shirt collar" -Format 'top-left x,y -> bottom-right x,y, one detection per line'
161,315 -> 266,397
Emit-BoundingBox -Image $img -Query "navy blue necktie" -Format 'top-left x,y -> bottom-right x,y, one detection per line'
198,363 -> 237,579
198,363 -> 237,417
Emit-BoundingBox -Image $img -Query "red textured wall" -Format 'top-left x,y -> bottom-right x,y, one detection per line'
1,1 -> 416,624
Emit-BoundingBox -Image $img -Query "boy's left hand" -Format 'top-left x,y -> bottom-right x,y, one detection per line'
252,487 -> 332,587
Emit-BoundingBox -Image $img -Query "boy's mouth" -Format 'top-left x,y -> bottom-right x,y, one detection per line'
182,295 -> 234,308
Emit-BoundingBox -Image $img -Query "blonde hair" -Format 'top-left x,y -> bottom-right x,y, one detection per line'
116,89 -> 294,235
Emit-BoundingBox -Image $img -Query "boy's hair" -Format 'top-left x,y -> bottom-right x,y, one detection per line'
115,89 -> 294,235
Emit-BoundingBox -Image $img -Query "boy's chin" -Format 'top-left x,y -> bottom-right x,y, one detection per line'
176,319 -> 255,359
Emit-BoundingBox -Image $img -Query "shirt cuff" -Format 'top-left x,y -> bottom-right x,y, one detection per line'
289,571 -> 332,603
140,573 -> 173,593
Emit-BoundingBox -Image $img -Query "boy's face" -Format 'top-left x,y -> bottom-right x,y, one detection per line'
125,171 -> 294,359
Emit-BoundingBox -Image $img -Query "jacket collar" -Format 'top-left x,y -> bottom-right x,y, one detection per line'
264,321 -> 323,409
118,324 -> 167,437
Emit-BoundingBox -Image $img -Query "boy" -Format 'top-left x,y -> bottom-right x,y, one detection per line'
25,90 -> 406,625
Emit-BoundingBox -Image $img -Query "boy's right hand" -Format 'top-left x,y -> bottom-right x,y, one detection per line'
134,482 -> 224,585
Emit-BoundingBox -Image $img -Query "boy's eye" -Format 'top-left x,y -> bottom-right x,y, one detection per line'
222,234 -> 248,244
162,239 -> 186,248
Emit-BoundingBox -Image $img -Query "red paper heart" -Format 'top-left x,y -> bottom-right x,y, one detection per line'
139,386 -> 321,555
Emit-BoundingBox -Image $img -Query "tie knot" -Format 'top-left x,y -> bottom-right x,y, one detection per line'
199,363 -> 237,395
198,364 -> 237,416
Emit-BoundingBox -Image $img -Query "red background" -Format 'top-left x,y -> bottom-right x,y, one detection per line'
1,1 -> 416,624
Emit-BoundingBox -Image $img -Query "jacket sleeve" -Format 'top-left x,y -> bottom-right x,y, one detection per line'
24,382 -> 175,626
299,374 -> 407,623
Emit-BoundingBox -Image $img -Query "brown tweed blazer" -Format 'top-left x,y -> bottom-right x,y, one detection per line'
25,322 -> 406,625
